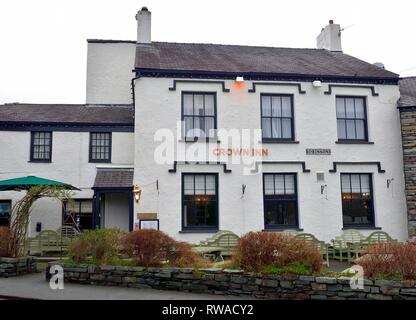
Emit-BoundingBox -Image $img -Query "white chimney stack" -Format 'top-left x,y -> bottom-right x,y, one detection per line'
136,7 -> 151,44
316,20 -> 342,52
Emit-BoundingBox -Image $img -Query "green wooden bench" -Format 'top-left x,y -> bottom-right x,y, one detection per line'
349,231 -> 398,261
331,229 -> 365,262
57,226 -> 80,240
294,233 -> 330,267
26,230 -> 69,256
194,230 -> 240,261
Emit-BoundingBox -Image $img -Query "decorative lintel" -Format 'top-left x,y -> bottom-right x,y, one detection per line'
168,80 -> 230,92
248,82 -> 306,94
324,84 -> 379,96
168,161 -> 232,173
329,161 -> 385,173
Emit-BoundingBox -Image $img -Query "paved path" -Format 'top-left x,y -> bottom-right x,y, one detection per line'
0,273 -> 251,300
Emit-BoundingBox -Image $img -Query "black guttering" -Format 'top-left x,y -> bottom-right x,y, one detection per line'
134,68 -> 399,85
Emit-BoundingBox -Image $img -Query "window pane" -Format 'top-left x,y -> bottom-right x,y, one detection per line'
345,98 -> 355,117
184,176 -> 194,195
360,174 -> 370,193
355,120 -> 365,139
354,98 -> 365,119
282,119 -> 292,139
285,175 -> 295,194
205,117 -> 215,137
274,175 -> 285,195
271,96 -> 282,117
336,98 -> 346,118
261,96 -> 271,116
204,95 -> 215,116
264,175 -> 274,195
206,175 -> 216,195
193,117 -> 203,137
271,118 -> 281,138
346,120 -> 356,139
262,118 -> 271,138
337,119 -> 346,139
341,174 -> 350,192
281,97 -> 292,117
183,94 -> 193,115
194,94 -> 204,116
195,176 -> 205,195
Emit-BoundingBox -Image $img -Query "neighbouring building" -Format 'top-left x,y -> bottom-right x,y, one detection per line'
398,77 -> 416,237
0,8 -> 410,242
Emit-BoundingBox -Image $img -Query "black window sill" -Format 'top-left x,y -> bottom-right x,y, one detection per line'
336,140 -> 374,145
179,229 -> 219,234
262,227 -> 303,232
342,226 -> 381,230
28,160 -> 52,163
260,140 -> 299,144
178,138 -> 221,143
89,160 -> 112,163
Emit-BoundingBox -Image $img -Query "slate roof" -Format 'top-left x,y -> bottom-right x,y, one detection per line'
93,169 -> 134,188
0,103 -> 134,125
398,77 -> 416,107
135,42 -> 399,79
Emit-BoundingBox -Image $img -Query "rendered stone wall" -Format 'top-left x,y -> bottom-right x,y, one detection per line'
0,257 -> 37,277
47,264 -> 416,300
400,109 -> 416,237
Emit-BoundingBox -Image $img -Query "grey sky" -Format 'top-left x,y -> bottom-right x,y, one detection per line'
0,0 -> 415,104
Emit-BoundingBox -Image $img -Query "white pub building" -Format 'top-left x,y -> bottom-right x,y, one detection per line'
0,8 -> 409,242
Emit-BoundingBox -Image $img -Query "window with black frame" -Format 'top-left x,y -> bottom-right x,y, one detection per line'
336,96 -> 368,141
263,173 -> 298,229
182,92 -> 216,140
63,199 -> 93,230
0,200 -> 11,226
89,132 -> 112,162
341,173 -> 374,227
182,173 -> 218,230
261,94 -> 294,141
30,131 -> 52,162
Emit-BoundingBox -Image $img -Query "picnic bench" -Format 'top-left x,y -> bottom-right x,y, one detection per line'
194,230 -> 240,262
294,233 -> 330,267
26,228 -> 78,256
331,229 -> 365,262
348,231 -> 398,261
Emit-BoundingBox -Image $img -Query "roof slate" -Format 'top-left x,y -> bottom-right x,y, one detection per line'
93,169 -> 134,188
399,77 -> 416,107
135,42 -> 399,79
0,104 -> 134,125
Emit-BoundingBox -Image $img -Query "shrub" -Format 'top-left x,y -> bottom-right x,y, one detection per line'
232,231 -> 323,273
356,243 -> 416,280
0,227 -> 11,257
68,228 -> 124,264
121,229 -> 205,268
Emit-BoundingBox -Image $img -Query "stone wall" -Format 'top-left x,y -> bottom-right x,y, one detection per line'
400,109 -> 416,237
46,263 -> 416,300
0,257 -> 37,277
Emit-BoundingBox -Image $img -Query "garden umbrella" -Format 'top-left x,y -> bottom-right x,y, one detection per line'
0,175 -> 80,191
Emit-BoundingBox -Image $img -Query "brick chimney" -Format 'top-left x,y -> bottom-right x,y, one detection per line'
136,7 -> 151,44
316,20 -> 342,52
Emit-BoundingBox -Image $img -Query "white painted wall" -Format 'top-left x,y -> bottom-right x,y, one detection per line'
133,78 -> 408,243
0,131 -> 134,235
103,193 -> 130,231
86,42 -> 136,104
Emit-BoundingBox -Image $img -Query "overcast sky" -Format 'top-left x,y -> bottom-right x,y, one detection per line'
0,0 -> 415,104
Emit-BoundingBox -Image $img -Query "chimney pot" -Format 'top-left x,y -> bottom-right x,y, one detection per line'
136,7 -> 151,43
329,20 -> 334,24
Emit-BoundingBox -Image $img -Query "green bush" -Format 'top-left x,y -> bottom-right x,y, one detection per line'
68,228 -> 125,264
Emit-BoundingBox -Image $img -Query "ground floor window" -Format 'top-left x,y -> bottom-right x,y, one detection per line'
263,173 -> 298,229
341,173 -> 374,227
182,173 -> 218,230
0,200 -> 11,226
63,199 -> 93,230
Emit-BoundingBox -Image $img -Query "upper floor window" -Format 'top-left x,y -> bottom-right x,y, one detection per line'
30,131 -> 52,162
341,173 -> 374,227
261,94 -> 294,141
263,173 -> 298,229
336,96 -> 368,141
182,173 -> 218,231
89,132 -> 112,163
0,200 -> 11,226
182,92 -> 216,141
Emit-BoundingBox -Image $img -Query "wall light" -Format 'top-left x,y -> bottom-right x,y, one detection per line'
133,184 -> 142,203
312,80 -> 322,87
235,76 -> 244,83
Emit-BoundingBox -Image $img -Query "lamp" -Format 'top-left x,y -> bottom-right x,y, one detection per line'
133,185 -> 142,203
235,76 -> 244,83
